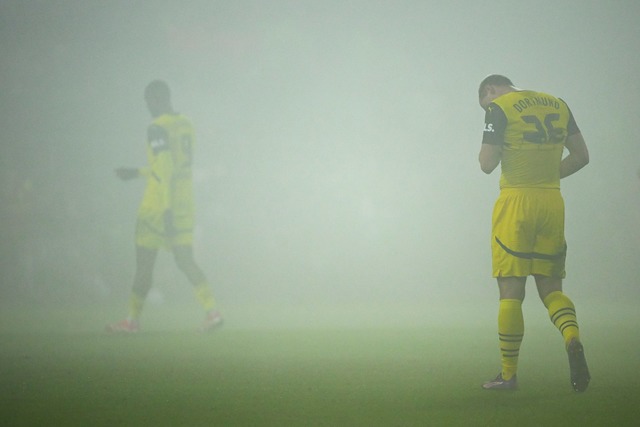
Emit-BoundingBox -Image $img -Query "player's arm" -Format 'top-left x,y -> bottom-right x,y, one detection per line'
479,144 -> 502,174
560,109 -> 589,179
560,132 -> 589,178
479,103 -> 506,174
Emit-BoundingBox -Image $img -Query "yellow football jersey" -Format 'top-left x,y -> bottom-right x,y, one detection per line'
138,113 -> 195,227
482,90 -> 579,189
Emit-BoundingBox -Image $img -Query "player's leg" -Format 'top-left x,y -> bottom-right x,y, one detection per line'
483,277 -> 525,390
533,190 -> 588,391
483,191 -> 530,390
172,244 -> 206,285
535,275 -> 590,392
535,275 -> 580,346
172,245 -> 223,332
497,277 -> 526,380
130,245 -> 158,318
106,245 -> 158,333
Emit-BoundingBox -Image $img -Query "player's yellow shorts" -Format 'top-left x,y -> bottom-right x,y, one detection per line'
135,211 -> 194,249
491,188 -> 566,278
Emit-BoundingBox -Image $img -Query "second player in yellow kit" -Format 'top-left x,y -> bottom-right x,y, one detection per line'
477,75 -> 590,393
107,80 -> 223,334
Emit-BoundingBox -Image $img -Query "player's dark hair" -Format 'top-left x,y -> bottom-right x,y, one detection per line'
478,74 -> 514,98
145,79 -> 171,101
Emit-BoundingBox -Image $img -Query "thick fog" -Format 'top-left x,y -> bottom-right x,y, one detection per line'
1,0 -> 639,324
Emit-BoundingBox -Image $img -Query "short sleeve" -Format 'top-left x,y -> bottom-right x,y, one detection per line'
482,103 -> 507,146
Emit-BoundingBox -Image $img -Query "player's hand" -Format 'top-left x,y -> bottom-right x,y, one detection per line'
163,210 -> 176,237
115,167 -> 139,181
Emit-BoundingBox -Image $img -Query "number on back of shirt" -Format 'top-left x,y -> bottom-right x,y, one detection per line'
521,114 -> 563,144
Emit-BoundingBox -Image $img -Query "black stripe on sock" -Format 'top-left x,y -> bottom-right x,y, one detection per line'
559,321 -> 579,334
551,307 -> 576,324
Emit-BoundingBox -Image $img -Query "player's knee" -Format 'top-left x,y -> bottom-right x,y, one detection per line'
173,252 -> 195,273
534,275 -> 563,301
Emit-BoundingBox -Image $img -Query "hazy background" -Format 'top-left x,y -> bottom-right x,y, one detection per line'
1,0 -> 639,326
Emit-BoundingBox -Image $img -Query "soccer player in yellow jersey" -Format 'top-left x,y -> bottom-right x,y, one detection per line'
477,75 -> 590,391
107,80 -> 222,333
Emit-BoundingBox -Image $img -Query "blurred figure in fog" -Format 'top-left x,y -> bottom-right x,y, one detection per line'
107,80 -> 222,333
477,75 -> 590,392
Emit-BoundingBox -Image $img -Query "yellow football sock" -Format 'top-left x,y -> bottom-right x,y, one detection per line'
128,292 -> 145,320
194,282 -> 215,312
498,299 -> 524,381
543,291 -> 579,347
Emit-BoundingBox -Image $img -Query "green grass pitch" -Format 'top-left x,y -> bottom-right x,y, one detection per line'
1,300 -> 639,426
